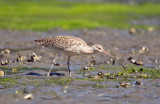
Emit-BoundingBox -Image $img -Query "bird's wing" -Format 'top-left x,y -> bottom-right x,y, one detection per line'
34,36 -> 88,51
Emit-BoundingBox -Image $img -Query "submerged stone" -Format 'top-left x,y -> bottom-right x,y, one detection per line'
119,82 -> 131,88
24,94 -> 34,100
0,70 -> 5,76
1,49 -> 10,55
135,80 -> 143,85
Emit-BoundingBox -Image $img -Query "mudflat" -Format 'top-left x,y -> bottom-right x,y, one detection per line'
0,28 -> 160,104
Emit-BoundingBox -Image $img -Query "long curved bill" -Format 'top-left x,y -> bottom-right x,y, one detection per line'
103,51 -> 116,59
103,51 -> 126,69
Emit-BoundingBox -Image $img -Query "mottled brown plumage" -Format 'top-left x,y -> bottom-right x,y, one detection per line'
35,36 -> 87,48
35,36 -> 95,56
35,35 -> 125,76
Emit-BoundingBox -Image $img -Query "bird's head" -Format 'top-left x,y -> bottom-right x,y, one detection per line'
92,44 -> 104,53
92,44 -> 126,69
92,44 -> 115,59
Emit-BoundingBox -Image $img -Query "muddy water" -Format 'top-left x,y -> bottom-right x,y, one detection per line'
0,28 -> 160,104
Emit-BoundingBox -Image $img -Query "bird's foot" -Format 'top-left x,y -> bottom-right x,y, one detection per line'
47,72 -> 51,76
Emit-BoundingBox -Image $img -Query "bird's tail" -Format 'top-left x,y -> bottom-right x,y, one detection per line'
34,37 -> 52,46
34,39 -> 45,45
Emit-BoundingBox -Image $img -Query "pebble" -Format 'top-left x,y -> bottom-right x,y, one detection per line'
135,80 -> 143,85
83,66 -> 94,70
62,86 -> 69,93
28,53 -> 42,62
135,61 -> 143,65
17,56 -> 27,62
0,60 -> 6,65
23,94 -> 34,100
89,60 -> 96,66
0,70 -> 5,76
97,72 -> 104,78
139,46 -> 149,54
1,49 -> 10,54
127,57 -> 133,61
83,66 -> 88,70
1,60 -> 11,65
129,27 -> 137,34
120,82 -> 131,88
130,59 -> 136,63
130,49 -> 136,54
97,72 -> 104,76
127,57 -> 143,66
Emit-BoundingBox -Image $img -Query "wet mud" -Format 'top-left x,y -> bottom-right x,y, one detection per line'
0,28 -> 160,104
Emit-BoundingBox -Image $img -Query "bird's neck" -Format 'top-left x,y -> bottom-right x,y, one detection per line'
90,45 -> 97,54
81,45 -> 95,54
90,47 -> 95,54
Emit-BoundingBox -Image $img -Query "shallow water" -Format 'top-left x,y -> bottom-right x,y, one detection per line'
0,28 -> 160,104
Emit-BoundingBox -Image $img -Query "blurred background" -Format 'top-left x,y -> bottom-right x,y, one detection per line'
0,0 -> 160,31
0,1 -> 160,104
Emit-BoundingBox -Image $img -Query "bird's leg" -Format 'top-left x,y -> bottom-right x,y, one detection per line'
47,54 -> 60,76
67,56 -> 71,76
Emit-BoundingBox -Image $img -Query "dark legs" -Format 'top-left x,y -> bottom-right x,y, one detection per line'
47,54 -> 60,76
47,55 -> 71,76
67,56 -> 71,76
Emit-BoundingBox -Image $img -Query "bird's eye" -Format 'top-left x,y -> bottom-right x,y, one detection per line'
98,47 -> 101,49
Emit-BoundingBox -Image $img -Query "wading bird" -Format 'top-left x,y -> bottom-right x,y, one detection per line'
35,36 -> 125,76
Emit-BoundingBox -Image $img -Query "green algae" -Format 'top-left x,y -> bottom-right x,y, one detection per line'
0,64 -> 159,89
46,77 -> 74,85
0,76 -> 20,87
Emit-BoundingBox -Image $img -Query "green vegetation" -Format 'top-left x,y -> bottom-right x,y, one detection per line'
0,65 -> 159,89
0,76 -> 20,87
0,75 -> 74,88
0,66 -> 44,72
0,0 -> 160,30
77,64 -> 160,83
46,77 -> 74,85
123,65 -> 160,79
